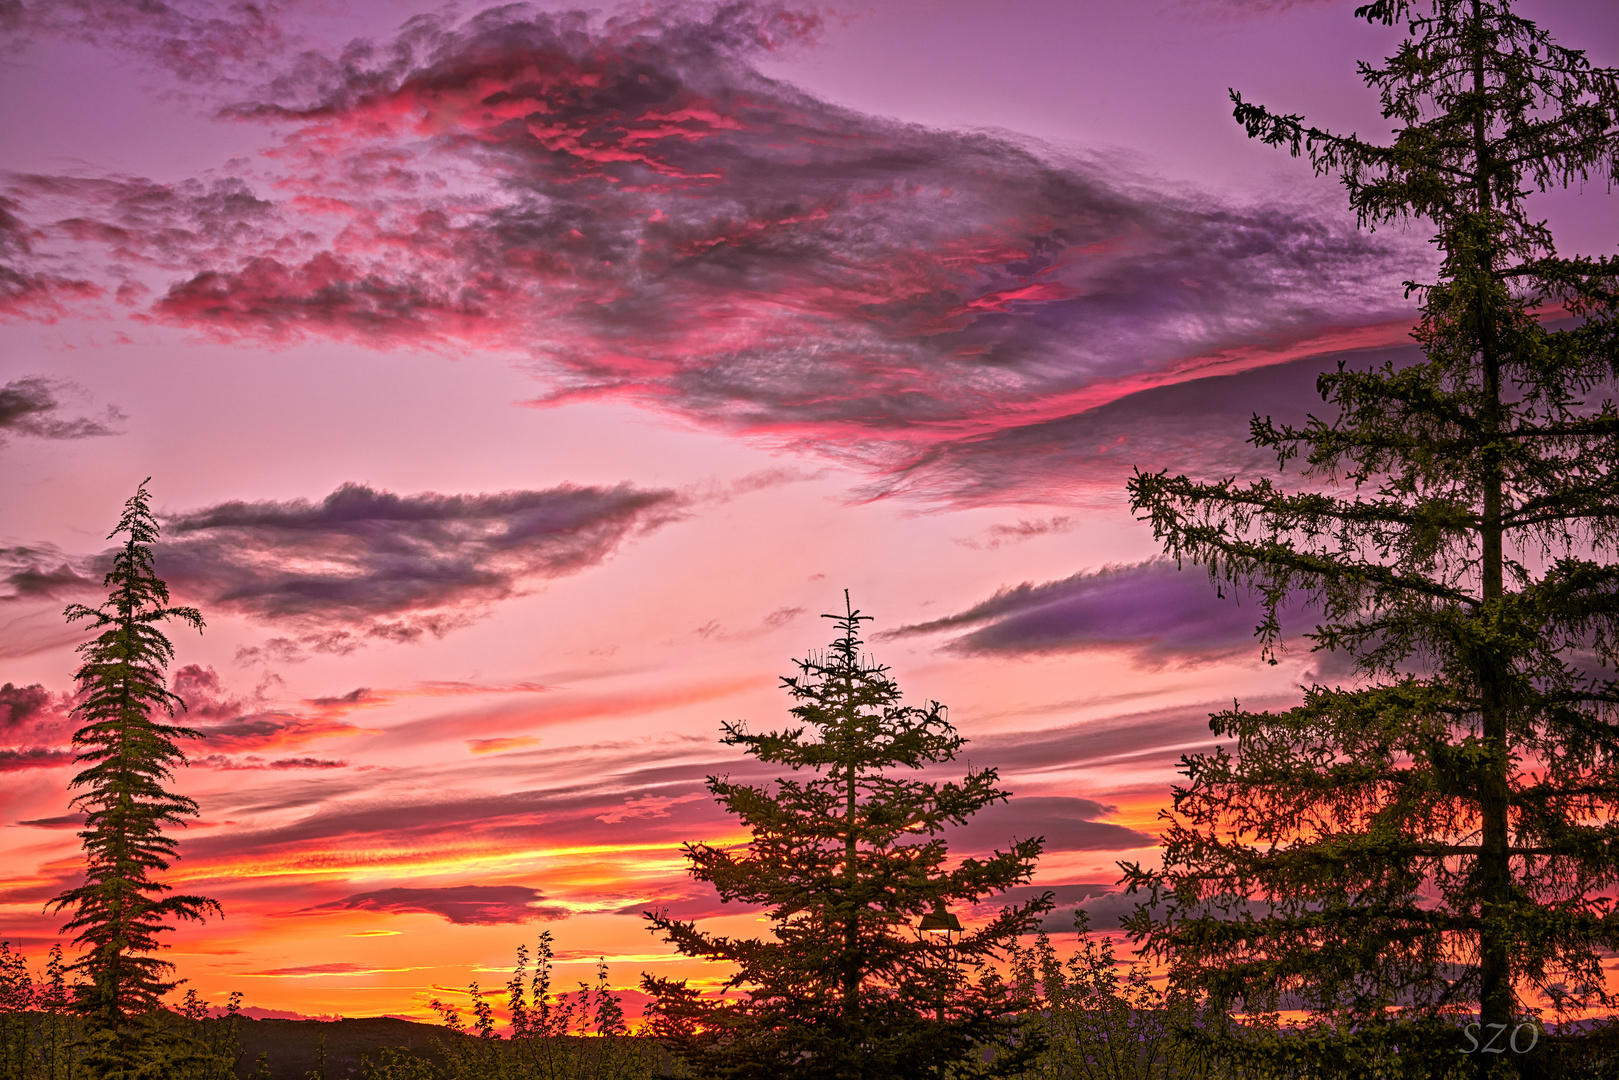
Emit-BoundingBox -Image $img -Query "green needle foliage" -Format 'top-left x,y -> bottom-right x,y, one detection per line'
642,594 -> 1051,1080
46,481 -> 221,1072
1124,1 -> 1619,1076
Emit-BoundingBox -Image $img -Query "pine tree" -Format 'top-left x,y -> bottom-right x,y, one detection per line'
47,481 -> 221,1068
642,594 -> 1051,1080
1122,1 -> 1619,1076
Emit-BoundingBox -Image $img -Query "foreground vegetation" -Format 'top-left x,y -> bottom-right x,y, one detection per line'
9,921 -> 1619,1079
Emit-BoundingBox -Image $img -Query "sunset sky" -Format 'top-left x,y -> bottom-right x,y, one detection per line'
2,0 -> 1617,1023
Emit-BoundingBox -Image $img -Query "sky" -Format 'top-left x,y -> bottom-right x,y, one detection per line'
1,0 -> 1616,1024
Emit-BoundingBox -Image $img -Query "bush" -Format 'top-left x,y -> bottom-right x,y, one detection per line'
370,932 -> 657,1080
0,942 -> 243,1080
1006,913 -> 1210,1080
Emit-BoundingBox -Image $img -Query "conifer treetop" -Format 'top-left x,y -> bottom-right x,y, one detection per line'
50,479 -> 220,1028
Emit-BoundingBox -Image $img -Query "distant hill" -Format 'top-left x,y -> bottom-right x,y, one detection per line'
232,1015 -> 450,1079
229,1017 -> 672,1079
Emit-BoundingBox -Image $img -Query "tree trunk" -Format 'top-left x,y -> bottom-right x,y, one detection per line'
1471,1 -> 1514,1071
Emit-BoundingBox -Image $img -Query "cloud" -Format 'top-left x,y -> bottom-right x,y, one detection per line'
0,683 -> 75,772
0,683 -> 52,727
887,558 -> 1317,664
623,880 -> 761,921
0,198 -> 102,320
241,962 -> 429,978
944,796 -> 1155,854
188,754 -> 352,770
0,482 -> 680,657
870,343 -> 1404,504
0,544 -> 100,603
0,747 -> 74,772
160,665 -> 371,753
0,0 -> 314,87
1182,0 -> 1339,19
151,482 -> 681,641
0,377 -> 125,443
967,707 -> 1224,774
966,882 -> 1117,930
466,736 -> 541,755
6,2 -> 1427,505
305,885 -> 570,926
182,771 -> 730,861
595,792 -> 708,824
16,814 -> 86,828
954,516 -> 1073,550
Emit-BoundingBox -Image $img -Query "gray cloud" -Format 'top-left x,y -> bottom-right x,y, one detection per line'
0,377 -> 124,444
870,344 -> 1414,504
0,544 -> 99,602
0,747 -> 74,772
16,814 -> 86,828
968,707 -> 1224,774
0,682 -> 52,727
0,483 -> 685,660
152,483 -> 681,640
0,0 -> 314,87
188,754 -> 352,770
944,795 -> 1155,854
2,480 -> 682,657
888,558 -> 1318,663
303,884 -> 569,926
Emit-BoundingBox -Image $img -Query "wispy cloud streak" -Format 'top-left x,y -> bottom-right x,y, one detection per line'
888,559 -> 1316,664
304,885 -> 569,926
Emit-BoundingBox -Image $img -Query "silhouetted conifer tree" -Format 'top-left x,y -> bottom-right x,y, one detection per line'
47,481 -> 221,1075
643,595 -> 1051,1079
1123,1 -> 1619,1077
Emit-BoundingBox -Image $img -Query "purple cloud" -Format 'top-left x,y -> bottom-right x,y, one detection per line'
0,544 -> 99,603
0,198 -> 103,320
0,683 -> 52,727
0,377 -> 124,444
888,558 -> 1318,663
152,483 -> 681,641
16,814 -> 86,829
944,796 -> 1154,854
0,747 -> 74,772
0,482 -> 681,655
305,885 -> 569,926
0,0 -> 313,86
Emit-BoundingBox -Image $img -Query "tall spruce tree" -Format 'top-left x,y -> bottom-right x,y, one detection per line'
48,482 -> 220,1064
1122,1 -> 1619,1076
642,595 -> 1051,1080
